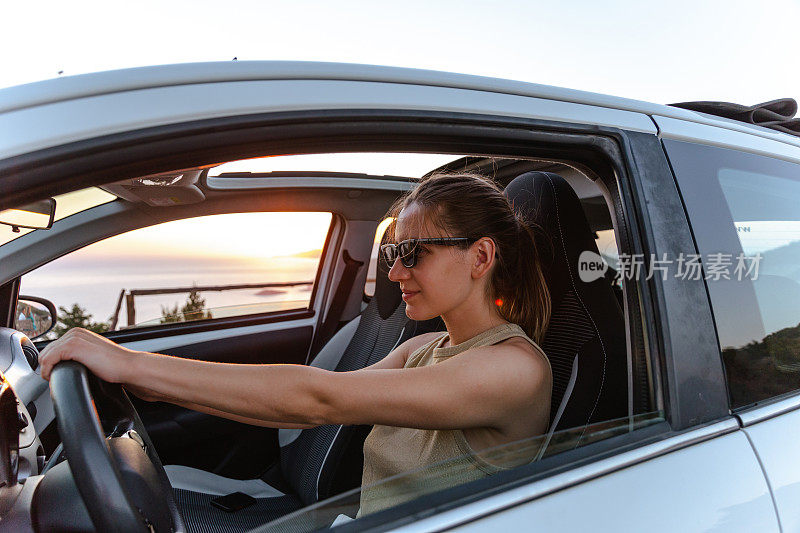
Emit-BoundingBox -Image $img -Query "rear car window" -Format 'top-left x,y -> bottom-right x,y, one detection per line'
665,139 -> 800,408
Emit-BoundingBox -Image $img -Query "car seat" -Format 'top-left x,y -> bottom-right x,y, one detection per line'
165,232 -> 444,532
504,172 -> 628,438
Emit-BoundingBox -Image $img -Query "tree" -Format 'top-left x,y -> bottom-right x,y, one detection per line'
160,288 -> 212,324
53,303 -> 110,338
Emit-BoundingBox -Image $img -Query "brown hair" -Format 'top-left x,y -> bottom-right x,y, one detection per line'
385,172 -> 551,343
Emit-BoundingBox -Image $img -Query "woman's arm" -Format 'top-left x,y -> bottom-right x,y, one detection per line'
39,327 -> 548,433
123,331 -> 442,428
124,383 -> 316,429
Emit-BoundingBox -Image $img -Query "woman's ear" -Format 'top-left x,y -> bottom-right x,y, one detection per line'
471,237 -> 496,280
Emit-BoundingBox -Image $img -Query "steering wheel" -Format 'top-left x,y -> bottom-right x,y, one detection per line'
47,361 -> 185,532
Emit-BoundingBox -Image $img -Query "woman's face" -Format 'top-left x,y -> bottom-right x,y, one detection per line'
387,203 -> 476,321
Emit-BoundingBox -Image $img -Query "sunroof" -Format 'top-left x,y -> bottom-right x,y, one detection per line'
209,153 -> 462,179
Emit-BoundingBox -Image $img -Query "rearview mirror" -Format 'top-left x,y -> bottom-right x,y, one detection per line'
0,198 -> 56,231
15,296 -> 57,341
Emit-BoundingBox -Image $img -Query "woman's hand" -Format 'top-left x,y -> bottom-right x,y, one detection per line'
38,327 -> 139,383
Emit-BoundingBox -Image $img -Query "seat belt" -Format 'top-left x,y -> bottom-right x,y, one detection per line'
309,249 -> 364,360
534,352 -> 579,461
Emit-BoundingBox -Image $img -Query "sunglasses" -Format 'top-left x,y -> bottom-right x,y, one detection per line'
379,237 -> 476,268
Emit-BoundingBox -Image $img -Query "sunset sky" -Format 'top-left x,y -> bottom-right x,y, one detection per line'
88,212 -> 333,261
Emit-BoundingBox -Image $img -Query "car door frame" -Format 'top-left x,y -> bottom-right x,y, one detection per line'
0,76 -> 741,527
0,194 -> 347,474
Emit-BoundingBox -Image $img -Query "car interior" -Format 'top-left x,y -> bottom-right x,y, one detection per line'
1,149 -> 664,531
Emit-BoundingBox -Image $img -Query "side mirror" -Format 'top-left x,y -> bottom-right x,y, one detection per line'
15,296 -> 57,341
0,198 -> 56,231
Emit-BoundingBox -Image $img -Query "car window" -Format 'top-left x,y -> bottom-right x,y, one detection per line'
19,212 -> 332,337
268,187 -> 655,530
262,411 -> 664,531
665,139 -> 800,408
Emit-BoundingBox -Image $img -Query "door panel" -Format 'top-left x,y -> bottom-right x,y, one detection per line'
743,405 -> 800,532
126,324 -> 313,364
121,323 -> 314,476
453,431 -> 778,532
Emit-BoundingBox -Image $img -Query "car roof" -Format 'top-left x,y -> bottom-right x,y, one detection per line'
1,60 -> 799,149
0,61 -> 800,159
0,61 -> 666,115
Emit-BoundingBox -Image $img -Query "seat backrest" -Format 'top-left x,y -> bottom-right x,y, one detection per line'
276,232 -> 444,505
504,172 -> 628,436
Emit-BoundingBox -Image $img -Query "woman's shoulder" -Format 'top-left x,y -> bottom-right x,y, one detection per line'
501,325 -> 547,358
497,335 -> 547,361
400,331 -> 447,364
483,331 -> 552,379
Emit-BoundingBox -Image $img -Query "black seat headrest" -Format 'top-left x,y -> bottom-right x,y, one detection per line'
504,171 -> 629,432
504,171 -> 604,309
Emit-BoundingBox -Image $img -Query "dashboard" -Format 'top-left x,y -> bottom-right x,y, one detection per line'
0,328 -> 47,522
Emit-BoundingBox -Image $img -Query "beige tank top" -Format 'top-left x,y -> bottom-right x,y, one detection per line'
357,322 -> 549,517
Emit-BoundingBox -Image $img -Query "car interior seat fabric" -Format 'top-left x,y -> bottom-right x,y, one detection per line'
504,172 -> 628,438
167,229 -> 445,532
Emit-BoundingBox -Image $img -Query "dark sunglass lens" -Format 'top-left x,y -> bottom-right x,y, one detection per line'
398,240 -> 416,258
379,246 -> 396,265
397,241 -> 415,268
397,241 -> 418,268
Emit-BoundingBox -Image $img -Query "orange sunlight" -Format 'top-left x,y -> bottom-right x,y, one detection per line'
78,212 -> 332,261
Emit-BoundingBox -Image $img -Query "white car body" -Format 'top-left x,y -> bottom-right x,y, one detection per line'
1,61 -> 798,532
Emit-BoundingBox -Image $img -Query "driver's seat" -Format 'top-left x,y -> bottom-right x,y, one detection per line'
165,242 -> 444,531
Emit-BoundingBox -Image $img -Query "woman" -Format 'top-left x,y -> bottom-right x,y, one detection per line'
38,172 -> 552,516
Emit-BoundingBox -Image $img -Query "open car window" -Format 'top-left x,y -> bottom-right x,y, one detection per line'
19,211 -> 332,337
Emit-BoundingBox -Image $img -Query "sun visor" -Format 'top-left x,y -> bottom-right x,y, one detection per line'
101,169 -> 206,206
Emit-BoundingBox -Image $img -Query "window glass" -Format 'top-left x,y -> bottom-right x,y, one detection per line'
259,209 -> 655,531
666,139 -> 800,408
364,218 -> 395,298
262,411 -> 664,531
20,212 -> 331,337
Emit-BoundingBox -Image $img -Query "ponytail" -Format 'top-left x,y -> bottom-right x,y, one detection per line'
495,218 -> 551,343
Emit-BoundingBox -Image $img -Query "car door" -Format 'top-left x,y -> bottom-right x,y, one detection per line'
0,63 -> 780,529
661,127 -> 800,533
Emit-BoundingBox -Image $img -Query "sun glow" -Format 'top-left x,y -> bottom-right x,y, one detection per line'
76,212 -> 332,262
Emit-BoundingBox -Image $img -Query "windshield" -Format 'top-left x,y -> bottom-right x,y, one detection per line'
0,187 -> 116,248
